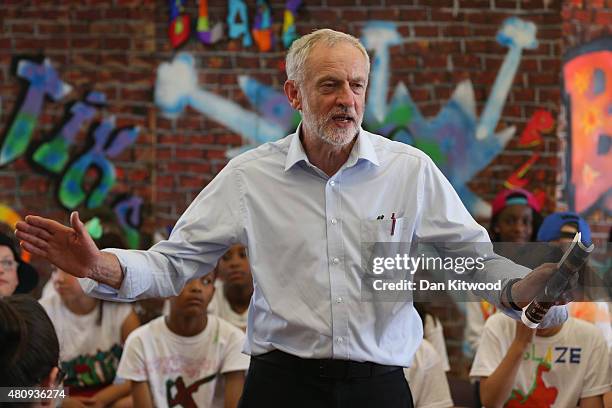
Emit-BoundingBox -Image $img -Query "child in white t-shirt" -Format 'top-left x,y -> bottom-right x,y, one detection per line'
117,271 -> 249,408
404,339 -> 453,408
470,313 -> 610,407
208,244 -> 253,331
40,268 -> 139,405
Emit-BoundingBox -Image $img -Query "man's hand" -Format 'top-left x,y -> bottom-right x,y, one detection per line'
507,263 -> 576,308
15,211 -> 101,279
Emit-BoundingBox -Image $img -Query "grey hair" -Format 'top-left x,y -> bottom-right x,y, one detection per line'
285,28 -> 370,86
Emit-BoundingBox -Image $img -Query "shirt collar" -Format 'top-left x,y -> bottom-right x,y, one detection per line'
284,123 -> 380,172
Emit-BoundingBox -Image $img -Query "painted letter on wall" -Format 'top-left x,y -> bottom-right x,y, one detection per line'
563,37 -> 611,215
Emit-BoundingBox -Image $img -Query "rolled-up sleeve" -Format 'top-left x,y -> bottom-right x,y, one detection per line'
80,163 -> 245,301
415,156 -> 567,328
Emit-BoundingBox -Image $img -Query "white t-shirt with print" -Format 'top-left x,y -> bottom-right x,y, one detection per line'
404,339 -> 453,408
39,295 -> 133,389
470,314 -> 611,407
424,314 -> 450,372
208,286 -> 248,331
117,315 -> 249,408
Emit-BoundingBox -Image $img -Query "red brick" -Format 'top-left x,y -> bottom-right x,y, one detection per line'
464,40 -> 494,53
452,55 -> 480,69
38,22 -> 68,35
423,55 -> 447,68
369,9 -> 401,20
414,26 -> 439,37
538,88 -> 561,103
10,23 -> 35,34
178,176 -> 207,189
71,38 -> 101,49
215,134 -> 243,145
441,25 -> 470,36
204,149 -> 227,159
529,72 -> 559,86
430,10 -> 456,21
399,9 -> 428,21
176,148 -> 204,160
104,38 -> 131,50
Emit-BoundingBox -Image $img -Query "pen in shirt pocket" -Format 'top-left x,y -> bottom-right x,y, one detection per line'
390,213 -> 396,236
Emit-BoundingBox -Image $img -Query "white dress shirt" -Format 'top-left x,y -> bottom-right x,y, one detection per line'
81,126 -> 566,366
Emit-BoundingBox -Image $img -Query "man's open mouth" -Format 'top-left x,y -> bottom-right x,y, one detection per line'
332,114 -> 354,123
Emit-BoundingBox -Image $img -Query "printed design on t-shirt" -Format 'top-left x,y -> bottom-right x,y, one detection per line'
505,363 -> 558,407
166,374 -> 217,408
62,343 -> 123,389
503,342 -> 584,407
480,300 -> 497,320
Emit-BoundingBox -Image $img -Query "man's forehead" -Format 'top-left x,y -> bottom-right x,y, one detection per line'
307,43 -> 367,72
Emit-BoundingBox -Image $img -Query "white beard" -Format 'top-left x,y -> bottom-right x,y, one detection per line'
301,98 -> 361,147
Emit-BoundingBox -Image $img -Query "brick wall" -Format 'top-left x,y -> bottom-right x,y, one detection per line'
0,0 -> 609,378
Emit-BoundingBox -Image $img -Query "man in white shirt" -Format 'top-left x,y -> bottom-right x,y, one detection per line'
17,29 -> 569,408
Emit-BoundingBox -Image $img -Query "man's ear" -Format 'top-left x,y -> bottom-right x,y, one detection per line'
284,80 -> 302,111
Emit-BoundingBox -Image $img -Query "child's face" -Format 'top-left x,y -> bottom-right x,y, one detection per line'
495,205 -> 533,242
217,245 -> 251,286
0,246 -> 19,296
172,274 -> 216,316
53,268 -> 86,302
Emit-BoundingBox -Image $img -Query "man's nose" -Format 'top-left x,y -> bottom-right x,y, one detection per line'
336,83 -> 355,107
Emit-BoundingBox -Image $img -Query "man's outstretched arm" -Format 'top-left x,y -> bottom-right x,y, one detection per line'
16,211 -> 125,289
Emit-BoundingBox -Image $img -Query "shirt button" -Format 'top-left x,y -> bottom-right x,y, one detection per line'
332,257 -> 340,264
336,297 -> 343,304
336,337 -> 343,344
330,218 -> 338,225
329,180 -> 336,186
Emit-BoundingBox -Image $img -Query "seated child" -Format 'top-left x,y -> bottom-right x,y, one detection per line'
209,244 -> 253,331
470,313 -> 610,407
464,188 -> 543,356
40,267 -> 139,404
117,271 -> 249,408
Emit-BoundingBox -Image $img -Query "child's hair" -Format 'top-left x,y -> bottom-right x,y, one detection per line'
0,295 -> 60,387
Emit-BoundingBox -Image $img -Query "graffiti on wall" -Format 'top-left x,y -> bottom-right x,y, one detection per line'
112,194 -> 144,250
0,56 -> 144,248
155,53 -> 289,154
562,36 -> 612,215
0,58 -> 72,166
503,109 -> 554,208
156,17 -> 540,216
168,0 -> 302,50
197,0 -> 224,45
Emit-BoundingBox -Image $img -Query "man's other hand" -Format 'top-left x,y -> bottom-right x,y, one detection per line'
15,211 -> 101,279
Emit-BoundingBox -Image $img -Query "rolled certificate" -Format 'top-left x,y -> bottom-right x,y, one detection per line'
521,232 -> 594,328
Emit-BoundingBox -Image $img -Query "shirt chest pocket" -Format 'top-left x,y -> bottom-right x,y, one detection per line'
360,217 -> 411,275
360,217 -> 407,243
